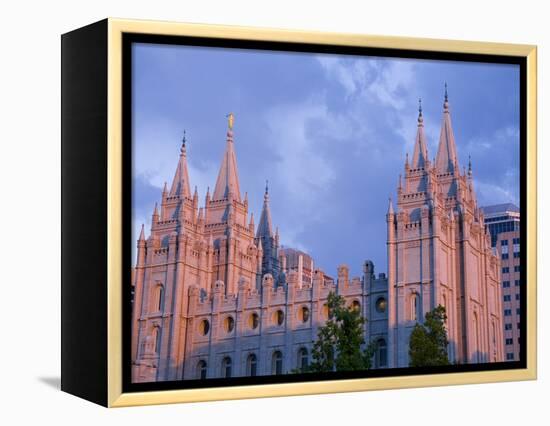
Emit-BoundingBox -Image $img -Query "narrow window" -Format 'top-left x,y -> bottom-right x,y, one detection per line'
197,360 -> 207,379
376,339 -> 387,368
412,294 -> 419,321
152,327 -> 161,353
272,351 -> 283,375
247,353 -> 257,376
152,284 -> 164,312
298,348 -> 309,371
222,356 -> 232,378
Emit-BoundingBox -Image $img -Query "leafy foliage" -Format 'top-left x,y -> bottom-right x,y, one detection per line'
308,291 -> 376,372
408,305 -> 450,367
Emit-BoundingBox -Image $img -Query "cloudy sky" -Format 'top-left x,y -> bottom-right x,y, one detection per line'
132,42 -> 520,278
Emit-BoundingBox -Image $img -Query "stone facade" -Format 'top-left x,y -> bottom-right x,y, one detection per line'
132,92 -> 504,383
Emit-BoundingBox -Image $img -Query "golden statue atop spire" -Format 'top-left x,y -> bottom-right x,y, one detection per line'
227,112 -> 234,130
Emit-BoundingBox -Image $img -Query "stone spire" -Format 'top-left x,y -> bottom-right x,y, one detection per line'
411,98 -> 429,169
152,202 -> 159,226
256,180 -> 273,239
138,223 -> 145,241
169,131 -> 192,198
435,83 -> 459,174
212,115 -> 242,201
248,212 -> 255,233
387,197 -> 395,215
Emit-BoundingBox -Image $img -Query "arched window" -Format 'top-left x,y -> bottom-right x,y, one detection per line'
224,316 -> 235,333
274,310 -> 285,326
351,300 -> 361,312
152,326 -> 161,353
298,348 -> 309,371
375,297 -> 387,313
412,293 -> 420,322
247,353 -> 257,376
199,319 -> 210,335
301,306 -> 310,323
197,360 -> 207,379
222,356 -> 232,378
153,284 -> 164,312
376,338 -> 387,368
249,312 -> 259,329
272,350 -> 283,375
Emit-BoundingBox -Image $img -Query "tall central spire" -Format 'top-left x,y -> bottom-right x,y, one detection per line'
256,180 -> 274,239
435,83 -> 459,174
411,98 -> 429,169
212,114 -> 242,201
169,131 -> 192,198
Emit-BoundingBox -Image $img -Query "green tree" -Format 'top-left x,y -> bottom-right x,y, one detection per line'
408,305 -> 450,367
308,291 -> 376,372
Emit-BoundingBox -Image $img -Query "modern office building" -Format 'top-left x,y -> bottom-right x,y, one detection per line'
481,203 -> 521,361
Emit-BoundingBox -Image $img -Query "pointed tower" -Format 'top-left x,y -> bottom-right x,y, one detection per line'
255,180 -> 280,284
212,113 -> 241,201
435,83 -> 459,175
256,180 -> 273,239
386,89 -> 503,368
202,114 -> 257,295
132,118 -> 261,383
411,98 -> 429,169
169,131 -> 192,198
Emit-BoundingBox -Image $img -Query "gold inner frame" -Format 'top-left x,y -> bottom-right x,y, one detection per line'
106,18 -> 537,407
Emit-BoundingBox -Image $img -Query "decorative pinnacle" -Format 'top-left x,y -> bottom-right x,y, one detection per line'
468,155 -> 472,175
139,223 -> 145,241
264,179 -> 269,202
181,130 -> 187,154
443,82 -> 449,111
417,97 -> 423,124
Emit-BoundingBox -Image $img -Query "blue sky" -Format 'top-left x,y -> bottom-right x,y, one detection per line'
132,42 -> 520,278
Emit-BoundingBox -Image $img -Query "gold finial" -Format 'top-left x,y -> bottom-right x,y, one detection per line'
226,112 -> 234,130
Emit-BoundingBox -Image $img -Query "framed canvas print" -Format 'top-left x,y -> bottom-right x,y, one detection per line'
61,18 -> 537,407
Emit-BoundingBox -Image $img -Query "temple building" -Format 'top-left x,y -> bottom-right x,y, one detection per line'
386,91 -> 504,366
131,92 -> 505,383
